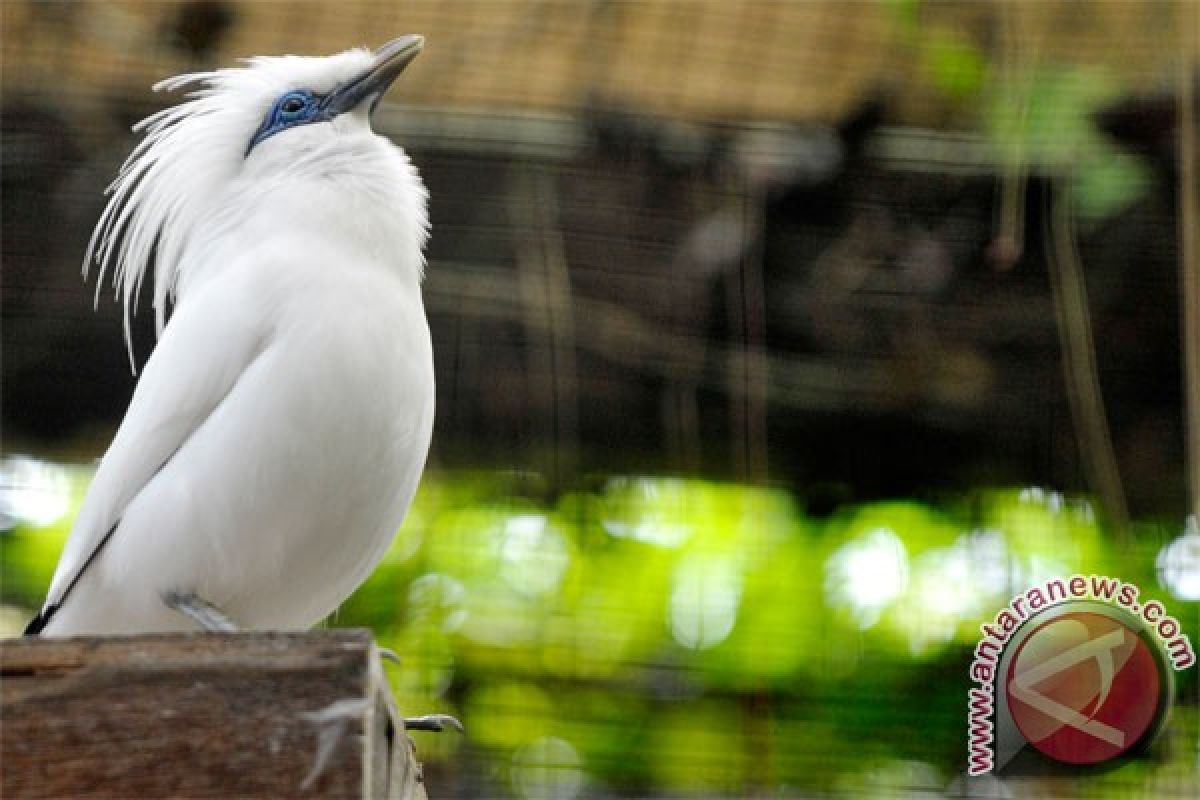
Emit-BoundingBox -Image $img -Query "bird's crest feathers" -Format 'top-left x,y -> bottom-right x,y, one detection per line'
85,48 -> 404,369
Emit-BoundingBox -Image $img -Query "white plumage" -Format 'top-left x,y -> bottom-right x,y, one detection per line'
29,36 -> 434,636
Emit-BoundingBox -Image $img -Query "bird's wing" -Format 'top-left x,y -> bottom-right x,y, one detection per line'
36,276 -> 268,624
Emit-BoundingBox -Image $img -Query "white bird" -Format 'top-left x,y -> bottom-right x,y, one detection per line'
26,36 -> 434,637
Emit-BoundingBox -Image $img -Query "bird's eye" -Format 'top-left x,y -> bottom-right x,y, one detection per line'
281,96 -> 306,114
248,90 -> 322,154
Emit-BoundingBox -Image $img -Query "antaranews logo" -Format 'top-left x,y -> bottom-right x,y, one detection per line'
967,574 -> 1195,775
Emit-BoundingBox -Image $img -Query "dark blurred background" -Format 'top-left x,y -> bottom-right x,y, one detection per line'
2,2 -> 1198,798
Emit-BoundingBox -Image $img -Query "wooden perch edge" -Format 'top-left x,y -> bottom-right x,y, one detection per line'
0,630 -> 429,799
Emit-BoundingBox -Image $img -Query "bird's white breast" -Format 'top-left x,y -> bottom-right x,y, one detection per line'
171,185 -> 431,625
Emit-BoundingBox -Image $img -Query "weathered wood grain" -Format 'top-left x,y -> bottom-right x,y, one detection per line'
0,630 -> 428,800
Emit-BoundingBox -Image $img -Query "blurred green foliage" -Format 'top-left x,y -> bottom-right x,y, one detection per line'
921,27 -> 989,102
984,64 -> 1153,222
2,464 -> 1196,797
887,0 -> 1153,223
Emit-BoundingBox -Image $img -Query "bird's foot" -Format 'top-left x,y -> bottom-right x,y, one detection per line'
299,697 -> 371,790
378,646 -> 402,664
403,713 -> 464,733
162,590 -> 239,633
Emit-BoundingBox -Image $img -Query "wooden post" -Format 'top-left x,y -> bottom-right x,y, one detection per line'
0,630 -> 429,799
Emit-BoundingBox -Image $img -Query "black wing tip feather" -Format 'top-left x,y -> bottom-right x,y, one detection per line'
22,520 -> 120,638
23,604 -> 58,636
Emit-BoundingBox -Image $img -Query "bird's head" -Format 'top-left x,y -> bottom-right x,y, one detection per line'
244,35 -> 422,155
88,36 -> 428,364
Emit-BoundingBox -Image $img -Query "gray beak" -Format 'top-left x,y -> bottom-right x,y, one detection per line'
323,34 -> 423,118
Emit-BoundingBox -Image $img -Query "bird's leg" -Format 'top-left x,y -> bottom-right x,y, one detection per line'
402,713 -> 464,733
162,590 -> 240,632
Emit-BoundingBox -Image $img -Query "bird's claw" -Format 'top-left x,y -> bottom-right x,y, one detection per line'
299,698 -> 371,790
403,713 -> 464,733
162,590 -> 239,632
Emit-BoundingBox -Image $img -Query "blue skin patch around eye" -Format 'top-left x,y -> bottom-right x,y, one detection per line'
247,89 -> 329,154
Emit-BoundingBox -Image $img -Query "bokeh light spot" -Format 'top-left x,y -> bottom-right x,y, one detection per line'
825,527 -> 909,629
1157,518 -> 1200,602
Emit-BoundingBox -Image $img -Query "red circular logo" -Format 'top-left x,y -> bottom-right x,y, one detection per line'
1005,611 -> 1165,765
